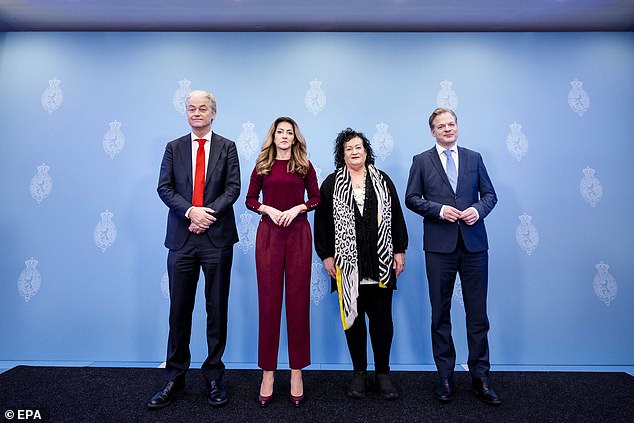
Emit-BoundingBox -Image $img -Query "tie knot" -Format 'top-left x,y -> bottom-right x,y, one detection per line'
196,139 -> 206,147
443,149 -> 452,158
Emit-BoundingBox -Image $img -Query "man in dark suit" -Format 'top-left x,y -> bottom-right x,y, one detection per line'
405,108 -> 500,406
148,90 -> 241,409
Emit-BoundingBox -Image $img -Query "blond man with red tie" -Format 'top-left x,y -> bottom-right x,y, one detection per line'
149,90 -> 241,409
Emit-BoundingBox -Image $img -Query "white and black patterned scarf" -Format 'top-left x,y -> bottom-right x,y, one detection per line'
333,164 -> 393,330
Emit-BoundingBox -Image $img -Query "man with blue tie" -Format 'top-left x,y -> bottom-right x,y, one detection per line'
148,90 -> 241,409
405,108 -> 500,405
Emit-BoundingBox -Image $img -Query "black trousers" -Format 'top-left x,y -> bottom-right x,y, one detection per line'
425,233 -> 490,379
344,285 -> 394,374
165,233 -> 233,383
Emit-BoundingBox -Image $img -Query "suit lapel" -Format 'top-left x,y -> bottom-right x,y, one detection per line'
428,146 -> 453,192
206,133 -> 223,186
178,135 -> 194,185
456,146 -> 467,191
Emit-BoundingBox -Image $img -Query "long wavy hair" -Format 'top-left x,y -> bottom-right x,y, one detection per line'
255,117 -> 309,176
333,127 -> 375,169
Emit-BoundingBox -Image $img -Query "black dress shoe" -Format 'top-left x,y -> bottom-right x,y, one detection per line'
347,371 -> 367,399
376,373 -> 399,400
258,393 -> 274,408
208,379 -> 228,406
147,380 -> 184,409
472,377 -> 501,406
289,393 -> 305,407
434,376 -> 454,403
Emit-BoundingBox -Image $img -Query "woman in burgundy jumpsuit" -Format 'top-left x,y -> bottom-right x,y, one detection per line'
246,117 -> 320,407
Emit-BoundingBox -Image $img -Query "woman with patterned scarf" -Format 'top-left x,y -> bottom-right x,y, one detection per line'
315,128 -> 408,400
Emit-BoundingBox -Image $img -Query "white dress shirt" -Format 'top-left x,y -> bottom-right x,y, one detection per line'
185,131 -> 212,218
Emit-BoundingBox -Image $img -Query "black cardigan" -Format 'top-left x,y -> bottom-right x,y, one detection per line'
314,168 -> 408,292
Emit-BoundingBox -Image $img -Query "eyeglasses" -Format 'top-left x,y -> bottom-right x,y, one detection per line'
435,122 -> 456,131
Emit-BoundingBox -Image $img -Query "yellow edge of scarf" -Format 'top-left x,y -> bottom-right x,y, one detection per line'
335,266 -> 349,331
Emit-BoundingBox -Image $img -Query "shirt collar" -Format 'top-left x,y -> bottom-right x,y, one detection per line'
191,131 -> 212,143
435,143 -> 457,156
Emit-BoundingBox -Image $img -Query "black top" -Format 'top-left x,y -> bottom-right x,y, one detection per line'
314,168 -> 408,291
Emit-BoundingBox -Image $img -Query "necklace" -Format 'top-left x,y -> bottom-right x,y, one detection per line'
351,168 -> 366,189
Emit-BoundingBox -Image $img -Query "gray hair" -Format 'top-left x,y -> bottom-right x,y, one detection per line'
186,90 -> 217,112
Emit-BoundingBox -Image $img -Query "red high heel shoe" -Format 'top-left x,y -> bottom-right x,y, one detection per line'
258,393 -> 274,408
289,393 -> 305,407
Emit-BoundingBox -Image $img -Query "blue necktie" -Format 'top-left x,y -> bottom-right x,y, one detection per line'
443,149 -> 457,192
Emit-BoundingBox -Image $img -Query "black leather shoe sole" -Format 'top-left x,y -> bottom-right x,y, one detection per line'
474,390 -> 501,406
380,392 -> 399,400
147,389 -> 184,409
347,389 -> 366,399
434,392 -> 454,403
208,396 -> 228,407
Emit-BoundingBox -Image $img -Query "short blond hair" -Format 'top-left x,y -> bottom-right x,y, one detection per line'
428,107 -> 457,130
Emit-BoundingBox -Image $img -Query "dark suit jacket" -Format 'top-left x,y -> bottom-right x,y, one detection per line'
157,132 -> 241,250
405,145 -> 497,253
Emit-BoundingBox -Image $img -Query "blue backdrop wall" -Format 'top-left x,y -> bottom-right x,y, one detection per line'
1,32 -> 632,369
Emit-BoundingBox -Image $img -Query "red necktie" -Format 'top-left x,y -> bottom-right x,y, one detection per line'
192,139 -> 206,207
